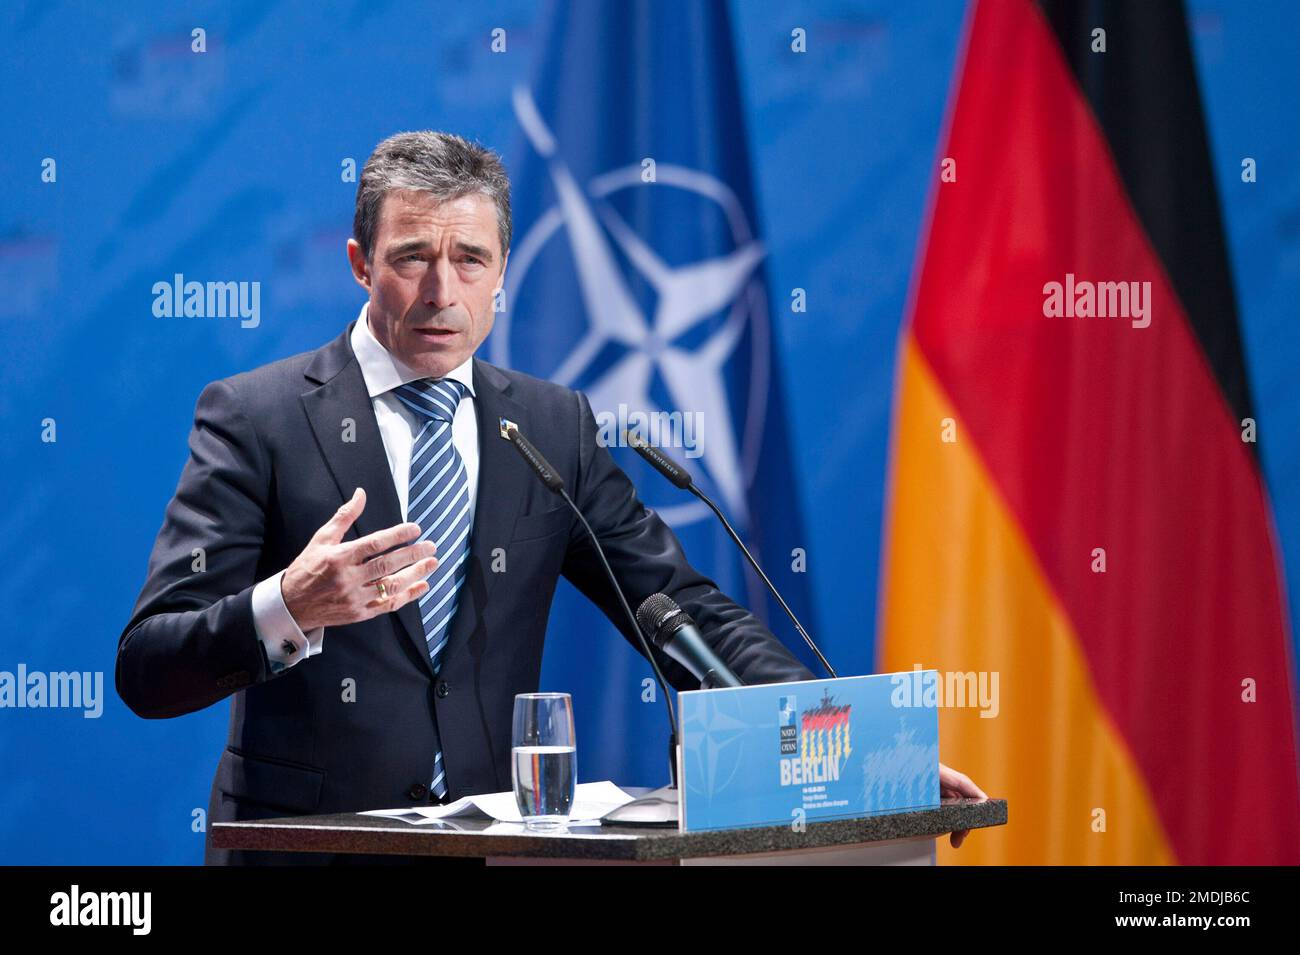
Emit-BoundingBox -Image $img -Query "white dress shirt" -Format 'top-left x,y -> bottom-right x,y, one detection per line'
251,302 -> 480,671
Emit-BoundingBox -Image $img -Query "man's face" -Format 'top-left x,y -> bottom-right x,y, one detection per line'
347,189 -> 507,378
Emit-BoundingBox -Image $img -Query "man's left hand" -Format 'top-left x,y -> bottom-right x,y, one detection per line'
939,762 -> 987,849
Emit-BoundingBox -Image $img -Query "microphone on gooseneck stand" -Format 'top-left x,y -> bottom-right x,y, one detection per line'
503,422 -> 681,825
626,430 -> 838,680
635,593 -> 743,689
503,424 -> 565,493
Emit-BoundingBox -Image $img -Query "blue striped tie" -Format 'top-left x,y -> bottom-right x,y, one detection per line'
392,377 -> 471,800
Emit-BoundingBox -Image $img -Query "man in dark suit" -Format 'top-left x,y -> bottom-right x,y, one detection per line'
118,132 -> 983,865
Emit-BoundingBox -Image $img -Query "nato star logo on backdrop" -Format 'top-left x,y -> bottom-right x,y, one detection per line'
494,88 -> 771,529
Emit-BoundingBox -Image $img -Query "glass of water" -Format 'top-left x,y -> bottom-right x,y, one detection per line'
512,692 -> 576,831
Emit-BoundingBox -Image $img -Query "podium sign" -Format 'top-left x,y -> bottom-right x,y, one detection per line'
676,672 -> 940,832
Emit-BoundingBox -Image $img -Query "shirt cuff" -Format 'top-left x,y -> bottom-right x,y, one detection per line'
251,570 -> 325,673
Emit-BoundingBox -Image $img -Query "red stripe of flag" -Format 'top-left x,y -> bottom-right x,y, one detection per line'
910,0 -> 1300,863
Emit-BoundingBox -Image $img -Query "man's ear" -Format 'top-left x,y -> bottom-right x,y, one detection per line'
498,249 -> 509,285
346,238 -> 372,292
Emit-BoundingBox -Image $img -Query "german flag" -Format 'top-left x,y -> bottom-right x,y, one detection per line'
879,0 -> 1300,864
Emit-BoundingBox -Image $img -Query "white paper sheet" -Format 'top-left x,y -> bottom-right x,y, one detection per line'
360,780 -> 635,826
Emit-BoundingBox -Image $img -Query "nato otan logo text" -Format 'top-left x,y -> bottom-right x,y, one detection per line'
779,689 -> 851,786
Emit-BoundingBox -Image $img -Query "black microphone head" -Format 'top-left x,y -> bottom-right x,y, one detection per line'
636,593 -> 689,647
626,431 -> 693,490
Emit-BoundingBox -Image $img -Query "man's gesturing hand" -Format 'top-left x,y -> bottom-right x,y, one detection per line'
281,487 -> 439,633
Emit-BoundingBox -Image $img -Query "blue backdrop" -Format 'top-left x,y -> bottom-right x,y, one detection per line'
1,0 -> 1296,864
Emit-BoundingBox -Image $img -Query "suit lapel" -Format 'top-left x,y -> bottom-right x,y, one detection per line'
301,321 -> 436,678
434,358 -> 529,672
301,329 -> 528,681
301,320 -> 405,542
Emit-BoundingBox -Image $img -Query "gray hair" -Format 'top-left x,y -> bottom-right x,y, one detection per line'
352,130 -> 512,264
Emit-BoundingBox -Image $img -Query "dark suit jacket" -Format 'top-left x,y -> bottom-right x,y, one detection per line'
117,318 -> 815,864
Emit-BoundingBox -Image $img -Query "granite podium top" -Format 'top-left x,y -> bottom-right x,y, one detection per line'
212,794 -> 1008,862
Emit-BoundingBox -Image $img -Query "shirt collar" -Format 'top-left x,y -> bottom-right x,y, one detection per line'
350,301 -> 477,400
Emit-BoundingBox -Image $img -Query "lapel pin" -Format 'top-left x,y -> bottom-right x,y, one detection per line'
499,417 -> 518,439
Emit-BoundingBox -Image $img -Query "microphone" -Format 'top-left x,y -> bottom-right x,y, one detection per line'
629,437 -> 692,489
626,430 -> 838,679
503,422 -> 681,791
635,594 -> 743,689
504,425 -> 564,493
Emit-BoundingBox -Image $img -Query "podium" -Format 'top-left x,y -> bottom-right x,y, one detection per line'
211,791 -> 1006,865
